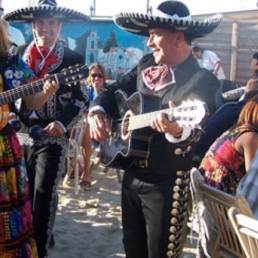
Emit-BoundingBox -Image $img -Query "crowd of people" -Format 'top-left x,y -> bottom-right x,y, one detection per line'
0,0 -> 258,257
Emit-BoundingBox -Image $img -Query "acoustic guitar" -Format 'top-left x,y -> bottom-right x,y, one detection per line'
0,64 -> 88,130
100,90 -> 209,170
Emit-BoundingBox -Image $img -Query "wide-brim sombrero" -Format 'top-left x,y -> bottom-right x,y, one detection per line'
114,0 -> 222,38
3,0 -> 89,22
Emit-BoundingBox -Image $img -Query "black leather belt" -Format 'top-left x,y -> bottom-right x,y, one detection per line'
27,118 -> 52,127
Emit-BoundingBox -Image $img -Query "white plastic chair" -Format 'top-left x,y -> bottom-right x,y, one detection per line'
63,119 -> 87,194
228,206 -> 258,258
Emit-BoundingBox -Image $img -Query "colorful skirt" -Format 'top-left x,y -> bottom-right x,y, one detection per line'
0,125 -> 38,258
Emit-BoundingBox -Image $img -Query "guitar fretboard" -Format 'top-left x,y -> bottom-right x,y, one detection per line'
127,102 -> 207,131
0,75 -> 57,106
128,108 -> 171,131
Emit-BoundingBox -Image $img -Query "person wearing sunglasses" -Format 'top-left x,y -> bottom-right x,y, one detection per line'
87,64 -> 108,101
80,63 -> 109,191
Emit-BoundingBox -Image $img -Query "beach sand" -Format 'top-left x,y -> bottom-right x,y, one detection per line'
48,164 -> 197,258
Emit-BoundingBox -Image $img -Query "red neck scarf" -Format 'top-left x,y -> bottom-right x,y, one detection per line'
142,65 -> 176,91
28,45 -> 58,78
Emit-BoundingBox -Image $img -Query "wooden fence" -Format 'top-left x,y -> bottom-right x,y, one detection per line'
193,18 -> 258,86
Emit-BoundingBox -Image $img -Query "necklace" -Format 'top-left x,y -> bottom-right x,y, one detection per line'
36,44 -> 54,71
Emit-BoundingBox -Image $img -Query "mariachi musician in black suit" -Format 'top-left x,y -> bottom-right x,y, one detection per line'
88,1 -> 222,257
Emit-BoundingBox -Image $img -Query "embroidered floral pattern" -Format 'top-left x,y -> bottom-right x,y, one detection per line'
4,57 -> 36,90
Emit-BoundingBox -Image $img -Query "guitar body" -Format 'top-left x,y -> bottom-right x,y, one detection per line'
100,90 -> 161,169
100,90 -> 208,170
0,76 -> 10,130
0,104 -> 10,131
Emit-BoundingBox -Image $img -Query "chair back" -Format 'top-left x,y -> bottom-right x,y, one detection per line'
63,119 -> 87,193
67,119 -> 87,156
228,207 -> 258,258
199,182 -> 253,257
190,168 -> 254,258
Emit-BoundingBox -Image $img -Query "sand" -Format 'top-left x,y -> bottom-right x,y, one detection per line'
48,165 -> 197,258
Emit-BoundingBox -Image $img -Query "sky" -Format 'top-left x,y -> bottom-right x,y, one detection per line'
2,0 -> 258,17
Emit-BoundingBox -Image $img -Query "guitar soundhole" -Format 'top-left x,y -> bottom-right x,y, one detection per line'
121,110 -> 132,141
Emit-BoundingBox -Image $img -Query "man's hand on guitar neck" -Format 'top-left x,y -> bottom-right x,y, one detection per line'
42,75 -> 60,95
89,112 -> 111,142
24,74 -> 60,110
151,100 -> 192,143
152,100 -> 182,136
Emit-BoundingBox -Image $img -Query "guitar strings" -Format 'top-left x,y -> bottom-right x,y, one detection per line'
109,101 -> 206,134
0,65 -> 88,108
3,78 -> 48,100
2,66 -> 84,101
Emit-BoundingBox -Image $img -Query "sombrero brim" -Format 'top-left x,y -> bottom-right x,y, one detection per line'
114,12 -> 222,38
3,6 -> 90,22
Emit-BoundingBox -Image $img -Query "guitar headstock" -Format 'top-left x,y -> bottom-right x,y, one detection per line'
56,64 -> 89,86
168,100 -> 209,128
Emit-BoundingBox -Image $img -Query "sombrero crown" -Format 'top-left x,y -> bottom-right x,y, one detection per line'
3,0 -> 90,22
114,0 -> 222,39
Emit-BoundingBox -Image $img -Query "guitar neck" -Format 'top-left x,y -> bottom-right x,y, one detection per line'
126,100 -> 207,131
0,74 -> 56,106
128,108 -> 171,131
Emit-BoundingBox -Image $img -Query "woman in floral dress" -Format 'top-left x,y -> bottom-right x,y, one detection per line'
199,93 -> 258,194
0,17 -> 59,257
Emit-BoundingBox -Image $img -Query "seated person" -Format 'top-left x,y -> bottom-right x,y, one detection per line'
192,78 -> 258,167
80,63 -> 109,190
198,94 -> 258,195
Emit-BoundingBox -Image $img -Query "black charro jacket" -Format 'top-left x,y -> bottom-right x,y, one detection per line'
91,53 -> 220,178
14,40 -> 88,136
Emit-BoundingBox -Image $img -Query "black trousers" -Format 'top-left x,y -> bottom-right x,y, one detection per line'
23,136 -> 67,258
121,169 -> 190,258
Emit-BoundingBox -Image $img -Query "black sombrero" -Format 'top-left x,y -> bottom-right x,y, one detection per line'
114,0 -> 222,39
3,0 -> 90,22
